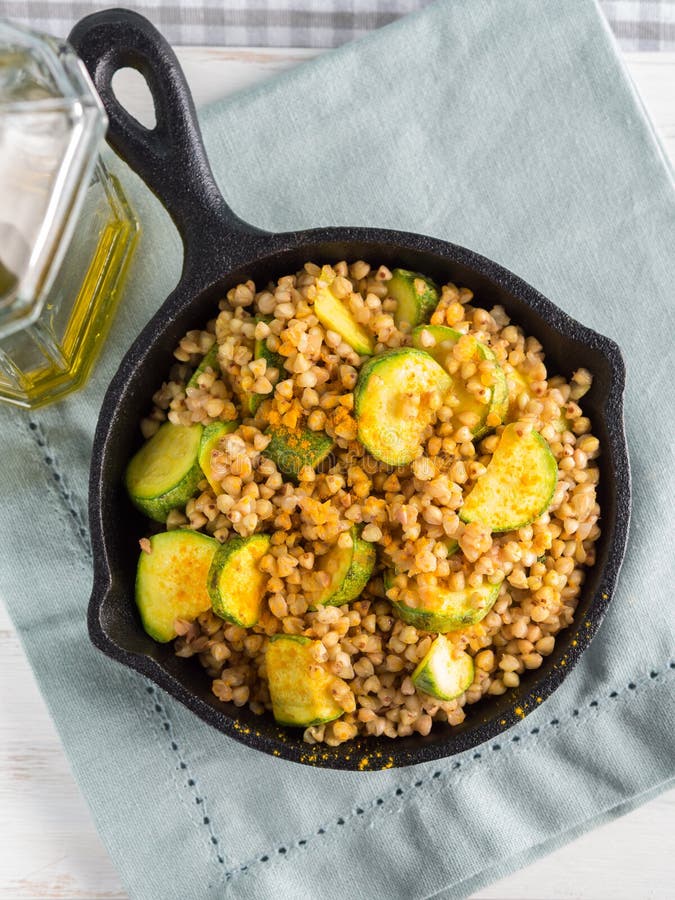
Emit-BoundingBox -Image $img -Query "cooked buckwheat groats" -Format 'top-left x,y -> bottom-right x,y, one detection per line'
126,261 -> 600,746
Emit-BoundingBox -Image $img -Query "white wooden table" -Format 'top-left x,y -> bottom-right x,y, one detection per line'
1,47 -> 674,900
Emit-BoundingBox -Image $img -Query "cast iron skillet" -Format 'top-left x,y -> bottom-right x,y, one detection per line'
70,9 -> 630,770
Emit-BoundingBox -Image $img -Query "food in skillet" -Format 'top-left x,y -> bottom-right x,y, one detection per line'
126,262 -> 600,746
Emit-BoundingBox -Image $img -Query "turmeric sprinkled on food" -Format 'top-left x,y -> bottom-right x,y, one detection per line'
127,259 -> 602,751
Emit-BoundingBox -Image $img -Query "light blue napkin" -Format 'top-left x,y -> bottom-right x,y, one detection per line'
1,1 -> 674,898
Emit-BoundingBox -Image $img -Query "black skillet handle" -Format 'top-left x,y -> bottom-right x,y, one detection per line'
69,9 -> 265,271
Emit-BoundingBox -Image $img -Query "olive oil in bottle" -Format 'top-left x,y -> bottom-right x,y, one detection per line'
0,21 -> 138,408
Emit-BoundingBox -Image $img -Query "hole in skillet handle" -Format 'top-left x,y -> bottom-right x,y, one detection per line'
68,9 -> 266,282
111,67 -> 157,129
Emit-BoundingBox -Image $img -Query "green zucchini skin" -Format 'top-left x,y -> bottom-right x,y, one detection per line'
269,634 -> 309,644
412,637 -> 474,700
310,526 -> 376,608
314,266 -> 375,355
460,423 -> 558,532
354,347 -> 451,466
207,534 -> 271,627
490,374 -> 510,429
411,324 -> 463,347
387,574 -> 502,633
388,269 -> 439,328
187,344 -> 219,389
266,634 -> 345,727
125,422 -> 204,523
198,421 -> 238,491
135,530 -> 218,642
255,337 -> 284,372
263,425 -> 334,480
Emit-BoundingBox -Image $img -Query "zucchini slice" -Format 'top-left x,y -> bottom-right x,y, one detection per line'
506,370 -> 568,431
490,361 -> 509,427
314,265 -> 374,355
207,534 -> 271,627
354,348 -> 451,466
266,635 -> 345,727
412,325 -> 508,437
505,368 -> 530,422
553,411 -> 572,434
198,421 -> 238,492
412,637 -> 474,700
309,526 -> 376,608
388,574 -> 502,633
255,318 -> 285,370
388,268 -> 439,328
506,369 -> 570,431
135,530 -> 218,642
264,424 -> 334,480
460,422 -> 557,532
247,317 -> 285,415
187,344 -> 219,389
125,422 -> 203,522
